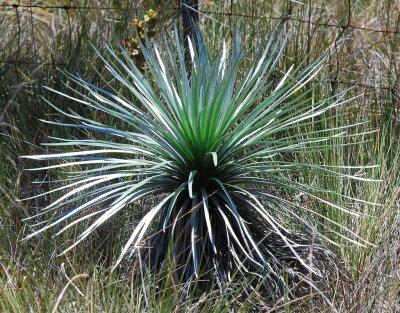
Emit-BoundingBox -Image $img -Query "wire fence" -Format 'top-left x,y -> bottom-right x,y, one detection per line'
202,9 -> 400,34
0,1 -> 399,92
1,2 -> 398,29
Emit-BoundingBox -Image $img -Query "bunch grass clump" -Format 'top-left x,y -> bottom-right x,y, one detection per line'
22,25 -> 377,301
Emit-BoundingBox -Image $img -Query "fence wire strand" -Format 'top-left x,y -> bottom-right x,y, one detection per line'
0,2 -> 398,92
1,3 -> 399,33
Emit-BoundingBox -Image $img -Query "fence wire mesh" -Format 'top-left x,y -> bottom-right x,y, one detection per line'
0,0 -> 399,94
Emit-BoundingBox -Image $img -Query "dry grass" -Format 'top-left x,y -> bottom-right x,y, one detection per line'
1,0 -> 399,312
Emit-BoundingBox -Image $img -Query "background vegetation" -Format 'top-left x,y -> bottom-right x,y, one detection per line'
0,0 -> 399,312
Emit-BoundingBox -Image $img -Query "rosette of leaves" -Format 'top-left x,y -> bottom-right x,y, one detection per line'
23,26 -> 375,299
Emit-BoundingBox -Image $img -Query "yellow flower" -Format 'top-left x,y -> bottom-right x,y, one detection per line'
148,9 -> 158,19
